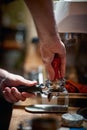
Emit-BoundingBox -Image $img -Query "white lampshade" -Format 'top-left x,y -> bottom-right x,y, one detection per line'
55,1 -> 87,33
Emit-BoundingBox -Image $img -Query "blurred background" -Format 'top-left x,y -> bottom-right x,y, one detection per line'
0,0 -> 87,85
0,1 -> 87,130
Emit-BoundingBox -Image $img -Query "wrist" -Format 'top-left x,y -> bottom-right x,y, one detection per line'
0,69 -> 9,79
0,69 -> 9,92
0,77 -> 7,97
40,33 -> 61,44
0,76 -> 7,88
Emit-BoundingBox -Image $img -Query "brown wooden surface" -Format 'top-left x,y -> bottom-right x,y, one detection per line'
8,95 -> 87,130
9,105 -> 87,130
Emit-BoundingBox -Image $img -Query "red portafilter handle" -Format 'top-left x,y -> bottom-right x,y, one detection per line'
51,54 -> 61,80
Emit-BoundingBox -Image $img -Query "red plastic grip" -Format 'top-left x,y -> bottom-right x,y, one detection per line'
51,54 -> 61,80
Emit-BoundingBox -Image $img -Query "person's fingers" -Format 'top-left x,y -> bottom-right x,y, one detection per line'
6,73 -> 37,87
45,56 -> 66,80
21,92 -> 35,98
45,63 -> 55,81
15,78 -> 37,87
19,79 -> 37,86
11,87 -> 26,101
60,56 -> 66,78
3,87 -> 18,103
3,84 -> 36,103
3,87 -> 26,103
3,91 -> 13,103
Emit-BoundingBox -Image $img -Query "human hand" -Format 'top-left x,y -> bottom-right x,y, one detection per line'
40,39 -> 66,81
0,70 -> 37,103
24,0 -> 66,81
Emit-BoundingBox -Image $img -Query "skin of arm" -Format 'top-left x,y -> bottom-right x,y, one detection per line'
0,69 -> 37,103
24,0 -> 66,80
0,0 -> 66,103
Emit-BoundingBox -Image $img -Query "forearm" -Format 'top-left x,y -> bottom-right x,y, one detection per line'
24,0 -> 66,80
24,0 -> 60,43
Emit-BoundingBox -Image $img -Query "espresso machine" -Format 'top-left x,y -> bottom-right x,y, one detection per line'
17,54 -> 69,113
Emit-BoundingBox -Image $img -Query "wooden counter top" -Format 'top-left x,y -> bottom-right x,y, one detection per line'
9,107 -> 78,130
8,104 -> 87,130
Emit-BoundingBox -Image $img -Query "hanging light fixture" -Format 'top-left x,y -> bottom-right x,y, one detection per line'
55,1 -> 87,33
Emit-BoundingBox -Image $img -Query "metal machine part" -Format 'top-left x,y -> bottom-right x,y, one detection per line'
44,79 -> 69,111
16,54 -> 67,102
16,78 -> 69,113
45,78 -> 67,101
25,104 -> 68,113
44,54 -> 68,103
16,78 -> 67,102
16,54 -> 69,113
61,113 -> 84,127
